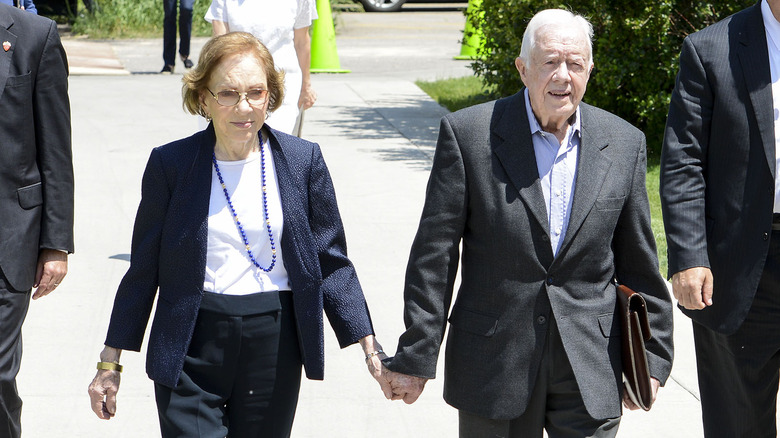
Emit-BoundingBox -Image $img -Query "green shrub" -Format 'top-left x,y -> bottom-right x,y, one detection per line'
469,0 -> 755,158
72,0 -> 213,39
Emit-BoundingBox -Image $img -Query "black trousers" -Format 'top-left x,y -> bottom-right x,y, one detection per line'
155,290 -> 302,438
693,230 -> 780,438
0,270 -> 30,438
459,320 -> 620,438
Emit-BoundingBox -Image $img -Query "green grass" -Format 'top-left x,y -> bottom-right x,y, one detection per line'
418,76 -> 668,277
416,76 -> 494,113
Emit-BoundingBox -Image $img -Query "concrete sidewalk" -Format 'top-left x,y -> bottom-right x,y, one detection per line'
18,11 -> 707,437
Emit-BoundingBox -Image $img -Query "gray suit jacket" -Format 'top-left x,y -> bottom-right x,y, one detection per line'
388,91 -> 673,420
661,1 -> 774,334
0,4 -> 73,291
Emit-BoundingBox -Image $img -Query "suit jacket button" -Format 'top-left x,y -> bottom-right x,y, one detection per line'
764,232 -> 770,241
546,276 -> 553,285
537,315 -> 547,325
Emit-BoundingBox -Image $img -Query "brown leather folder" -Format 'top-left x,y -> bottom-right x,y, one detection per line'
616,283 -> 654,411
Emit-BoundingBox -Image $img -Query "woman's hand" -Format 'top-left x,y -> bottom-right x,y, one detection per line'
88,346 -> 123,419
298,81 -> 317,110
359,335 -> 393,399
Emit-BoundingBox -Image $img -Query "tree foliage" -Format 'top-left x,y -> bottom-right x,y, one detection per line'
469,0 -> 756,157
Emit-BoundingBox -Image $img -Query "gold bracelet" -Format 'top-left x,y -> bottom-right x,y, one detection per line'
364,350 -> 384,362
96,361 -> 123,373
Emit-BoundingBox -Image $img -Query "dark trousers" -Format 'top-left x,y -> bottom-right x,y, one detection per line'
155,291 -> 302,438
459,320 -> 620,438
0,270 -> 30,438
162,0 -> 194,66
693,231 -> 780,438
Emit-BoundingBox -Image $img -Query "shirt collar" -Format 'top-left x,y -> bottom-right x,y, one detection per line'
523,88 -> 581,142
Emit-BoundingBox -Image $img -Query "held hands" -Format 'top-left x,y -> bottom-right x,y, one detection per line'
671,267 -> 713,310
622,377 -> 660,411
359,335 -> 428,403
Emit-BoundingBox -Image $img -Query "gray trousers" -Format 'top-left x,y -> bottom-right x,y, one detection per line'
459,320 -> 620,438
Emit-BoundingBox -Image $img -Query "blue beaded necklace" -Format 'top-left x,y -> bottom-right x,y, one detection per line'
212,138 -> 277,272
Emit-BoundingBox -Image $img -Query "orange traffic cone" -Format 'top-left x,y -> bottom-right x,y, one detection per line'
454,0 -> 484,60
311,0 -> 350,73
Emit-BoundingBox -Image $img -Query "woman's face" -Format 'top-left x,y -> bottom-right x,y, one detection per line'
201,53 -> 270,149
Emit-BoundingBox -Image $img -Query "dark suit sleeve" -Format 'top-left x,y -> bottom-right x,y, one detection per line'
105,149 -> 170,351
614,137 -> 674,384
35,19 -> 73,253
660,36 -> 712,276
387,116 -> 467,378
24,0 -> 37,14
307,143 -> 374,348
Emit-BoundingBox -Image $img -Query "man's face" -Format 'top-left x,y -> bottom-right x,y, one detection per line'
516,25 -> 593,133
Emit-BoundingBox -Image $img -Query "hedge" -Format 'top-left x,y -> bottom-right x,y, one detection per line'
469,0 -> 756,157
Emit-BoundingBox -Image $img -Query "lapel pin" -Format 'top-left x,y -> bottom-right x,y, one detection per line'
2,41 -> 10,52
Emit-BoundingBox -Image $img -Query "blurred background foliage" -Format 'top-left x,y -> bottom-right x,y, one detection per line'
469,0 -> 756,158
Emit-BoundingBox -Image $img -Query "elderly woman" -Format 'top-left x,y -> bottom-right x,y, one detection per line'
88,32 -> 391,437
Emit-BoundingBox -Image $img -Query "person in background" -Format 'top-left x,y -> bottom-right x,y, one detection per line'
0,4 -> 73,437
0,0 -> 36,13
206,0 -> 317,135
661,0 -> 780,435
161,0 -> 194,74
383,8 -> 673,437
87,32 -> 391,437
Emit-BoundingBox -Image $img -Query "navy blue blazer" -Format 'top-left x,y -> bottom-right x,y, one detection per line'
105,124 -> 374,387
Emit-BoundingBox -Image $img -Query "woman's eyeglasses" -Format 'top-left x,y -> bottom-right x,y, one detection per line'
207,88 -> 268,107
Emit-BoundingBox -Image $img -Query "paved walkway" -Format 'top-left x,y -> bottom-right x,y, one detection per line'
16,11 -> 711,437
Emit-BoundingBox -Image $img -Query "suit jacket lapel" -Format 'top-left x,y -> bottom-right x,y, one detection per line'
0,14 -> 16,103
738,2 -> 775,178
557,104 -> 611,255
492,91 -> 550,237
267,128 -> 317,280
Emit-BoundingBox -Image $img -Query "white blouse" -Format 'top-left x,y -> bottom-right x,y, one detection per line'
204,143 -> 290,295
205,0 -> 318,134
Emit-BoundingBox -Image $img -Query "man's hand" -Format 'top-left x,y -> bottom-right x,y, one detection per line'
33,249 -> 68,300
671,267 -> 713,310
622,377 -> 660,410
385,370 -> 428,404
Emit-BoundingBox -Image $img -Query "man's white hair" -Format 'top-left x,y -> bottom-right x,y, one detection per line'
518,9 -> 594,65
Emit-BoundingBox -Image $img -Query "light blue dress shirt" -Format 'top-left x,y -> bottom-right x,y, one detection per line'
524,89 -> 581,256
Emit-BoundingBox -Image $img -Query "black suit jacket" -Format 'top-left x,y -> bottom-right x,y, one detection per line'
661,1 -> 774,334
104,125 -> 374,387
388,91 -> 673,420
0,4 -> 73,290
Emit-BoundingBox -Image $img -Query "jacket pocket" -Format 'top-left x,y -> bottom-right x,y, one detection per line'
17,182 -> 42,209
448,307 -> 498,337
595,195 -> 625,212
598,313 -> 618,338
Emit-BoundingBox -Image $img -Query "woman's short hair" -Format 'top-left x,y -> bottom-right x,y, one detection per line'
519,9 -> 594,66
182,32 -> 285,118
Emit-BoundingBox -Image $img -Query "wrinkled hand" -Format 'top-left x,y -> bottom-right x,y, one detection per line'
33,249 -> 68,300
622,377 -> 660,411
385,370 -> 428,404
366,355 -> 394,399
671,267 -> 713,310
88,369 -> 121,419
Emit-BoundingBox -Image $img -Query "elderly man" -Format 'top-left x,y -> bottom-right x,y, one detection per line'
383,8 -> 673,437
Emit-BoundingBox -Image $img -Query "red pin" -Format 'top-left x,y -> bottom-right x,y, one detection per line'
2,41 -> 9,52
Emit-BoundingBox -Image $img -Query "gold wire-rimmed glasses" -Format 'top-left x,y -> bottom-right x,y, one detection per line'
207,88 -> 268,107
